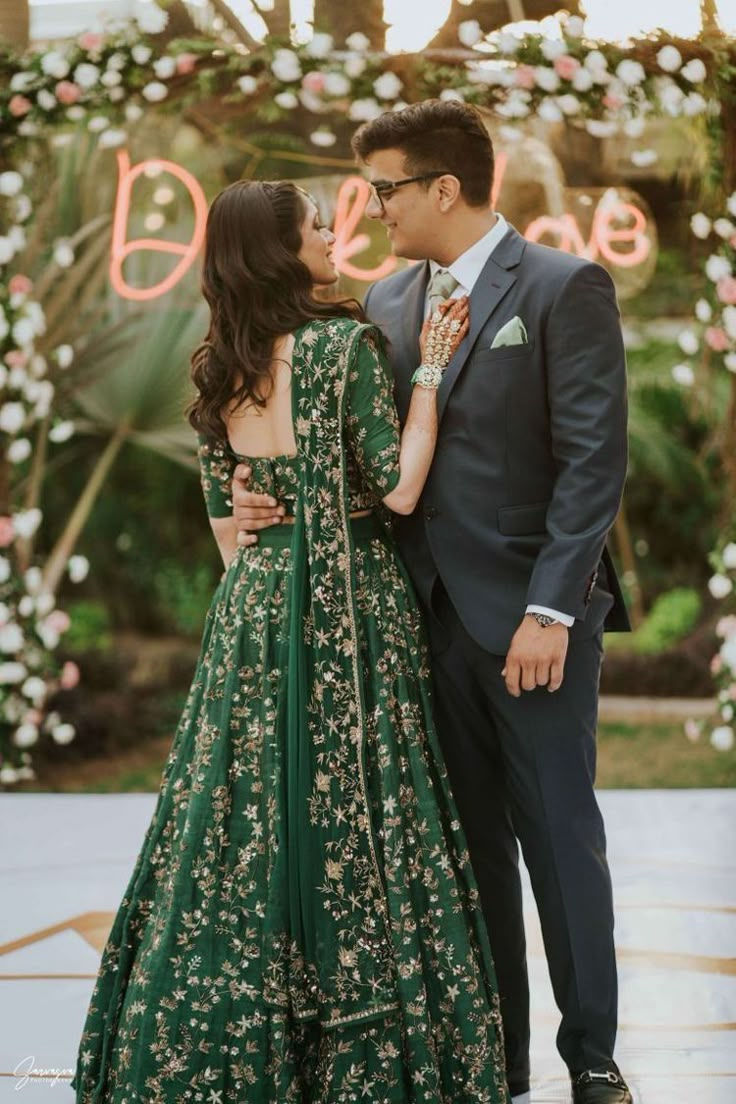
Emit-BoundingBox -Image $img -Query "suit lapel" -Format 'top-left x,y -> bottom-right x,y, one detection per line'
436,226 -> 525,423
393,261 -> 429,420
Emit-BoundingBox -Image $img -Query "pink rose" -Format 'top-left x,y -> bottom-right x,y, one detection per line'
55,80 -> 81,105
716,276 -> 736,305
705,326 -> 730,352
79,32 -> 105,51
60,660 -> 80,689
514,65 -> 536,90
23,709 -> 43,726
0,517 -> 15,548
717,616 -> 736,637
4,350 -> 28,369
9,95 -> 32,117
302,71 -> 326,94
8,274 -> 32,296
45,609 -> 71,634
176,53 -> 197,75
711,654 -> 723,675
603,92 -> 624,110
554,55 -> 581,81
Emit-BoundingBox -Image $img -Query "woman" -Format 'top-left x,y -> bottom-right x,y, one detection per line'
71,180 -> 509,1103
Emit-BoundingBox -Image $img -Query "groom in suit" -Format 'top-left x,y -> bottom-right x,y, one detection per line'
232,100 -> 632,1104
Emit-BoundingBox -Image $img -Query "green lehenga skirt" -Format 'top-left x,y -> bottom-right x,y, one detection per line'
71,515 -> 508,1104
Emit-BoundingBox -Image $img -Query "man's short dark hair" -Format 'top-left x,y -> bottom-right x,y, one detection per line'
351,99 -> 494,209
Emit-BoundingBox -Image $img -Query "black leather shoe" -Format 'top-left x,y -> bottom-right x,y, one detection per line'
571,1067 -> 633,1104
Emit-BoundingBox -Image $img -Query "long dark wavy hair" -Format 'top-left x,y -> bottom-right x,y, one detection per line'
187,179 -> 366,442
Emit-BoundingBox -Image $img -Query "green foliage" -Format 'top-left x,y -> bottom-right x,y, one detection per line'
63,600 -> 115,653
153,560 -> 217,637
629,588 -> 702,655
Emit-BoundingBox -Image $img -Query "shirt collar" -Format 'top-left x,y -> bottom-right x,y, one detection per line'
428,212 -> 509,293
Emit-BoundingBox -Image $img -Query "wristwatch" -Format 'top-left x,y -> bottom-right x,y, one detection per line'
527,611 -> 560,628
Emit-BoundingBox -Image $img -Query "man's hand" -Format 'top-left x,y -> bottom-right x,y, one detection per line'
501,615 -> 569,697
231,464 -> 285,548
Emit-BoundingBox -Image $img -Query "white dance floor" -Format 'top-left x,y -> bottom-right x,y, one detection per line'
0,790 -> 733,1103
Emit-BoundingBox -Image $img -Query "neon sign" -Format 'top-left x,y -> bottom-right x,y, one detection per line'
109,154 -> 653,300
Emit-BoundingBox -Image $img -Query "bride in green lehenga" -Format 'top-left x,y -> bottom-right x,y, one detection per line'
71,179 -> 510,1103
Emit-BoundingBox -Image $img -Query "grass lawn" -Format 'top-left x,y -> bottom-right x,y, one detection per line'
17,719 -> 736,794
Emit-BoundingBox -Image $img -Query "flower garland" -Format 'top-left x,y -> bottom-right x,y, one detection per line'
1,10 -> 734,782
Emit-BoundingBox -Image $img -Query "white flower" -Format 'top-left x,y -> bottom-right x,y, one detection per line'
73,63 -> 100,89
727,193 -> 736,218
540,38 -> 566,62
723,305 -> 736,340
13,723 -> 39,748
53,240 -> 75,267
271,49 -> 302,83
66,106 -> 86,121
582,120 -> 617,139
9,225 -> 26,253
35,591 -> 54,616
678,329 -> 699,355
658,77 -> 684,116
15,194 -> 32,222
695,298 -> 712,323
21,676 -> 46,703
136,4 -> 169,34
7,438 -> 31,463
0,661 -> 26,683
683,92 -> 708,116
125,103 -> 144,123
142,81 -> 168,103
9,366 -> 27,389
623,116 -> 646,138
0,557 -> 10,585
37,624 -> 59,650
681,57 -> 707,84
709,573 -> 734,599
534,67 -> 560,93
537,99 -> 563,123
10,71 -> 35,92
17,596 -> 33,617
496,93 -> 530,119
345,31 -> 370,51
55,344 -> 74,368
98,128 -> 127,149
440,88 -> 466,103
237,75 -> 257,95
131,44 -> 152,65
349,97 -> 382,122
496,31 -> 520,55
690,212 -> 711,239
657,45 -> 682,73
711,725 -> 735,752
41,51 -> 70,79
0,236 -> 15,264
557,94 -> 581,116
616,59 -> 646,88
572,67 -> 593,93
584,50 -> 609,76
631,148 -> 658,168
153,56 -> 177,80
49,420 -> 75,443
723,543 -> 736,570
0,403 -> 26,434
0,624 -> 24,652
725,353 -> 736,373
68,554 -> 90,583
714,218 -> 735,239
52,722 -> 76,745
671,363 -> 694,387
87,115 -> 109,133
107,51 -> 126,71
373,72 -> 403,100
0,765 -> 19,783
310,130 -> 337,147
323,72 -> 350,97
458,20 -> 482,47
101,69 -> 122,88
305,32 -> 333,59
0,171 -> 23,196
37,89 -> 57,111
274,91 -> 298,110
566,15 -> 586,37
344,56 -> 366,79
14,508 -> 42,539
705,254 -> 732,282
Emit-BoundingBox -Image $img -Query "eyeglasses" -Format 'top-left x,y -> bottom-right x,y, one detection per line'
368,171 -> 453,210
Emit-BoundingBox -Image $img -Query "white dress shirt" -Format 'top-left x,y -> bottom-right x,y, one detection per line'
424,213 -> 574,628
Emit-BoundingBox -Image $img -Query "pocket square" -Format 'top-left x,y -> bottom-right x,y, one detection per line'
491,316 -> 528,349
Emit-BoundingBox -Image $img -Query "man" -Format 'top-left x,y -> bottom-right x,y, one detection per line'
231,100 -> 632,1104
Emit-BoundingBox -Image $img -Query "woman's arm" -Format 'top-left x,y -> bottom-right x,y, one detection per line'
209,517 -> 239,570
383,297 -> 468,515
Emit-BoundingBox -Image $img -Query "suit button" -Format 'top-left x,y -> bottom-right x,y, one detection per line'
424,506 -> 440,520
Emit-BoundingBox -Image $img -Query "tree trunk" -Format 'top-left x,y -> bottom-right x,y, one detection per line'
314,0 -> 387,47
255,0 -> 293,39
0,0 -> 29,50
426,0 -> 582,49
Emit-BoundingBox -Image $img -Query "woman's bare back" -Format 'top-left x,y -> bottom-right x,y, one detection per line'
224,333 -> 298,459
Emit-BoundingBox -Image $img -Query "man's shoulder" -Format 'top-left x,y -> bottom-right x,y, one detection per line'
518,235 -> 612,290
366,262 -> 423,306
